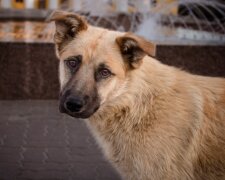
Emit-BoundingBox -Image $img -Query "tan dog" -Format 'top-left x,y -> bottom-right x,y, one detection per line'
49,11 -> 225,180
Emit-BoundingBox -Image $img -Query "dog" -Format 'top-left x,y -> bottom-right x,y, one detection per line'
49,11 -> 225,180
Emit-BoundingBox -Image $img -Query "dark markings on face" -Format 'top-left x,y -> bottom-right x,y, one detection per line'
95,63 -> 115,82
64,56 -> 115,83
64,55 -> 82,74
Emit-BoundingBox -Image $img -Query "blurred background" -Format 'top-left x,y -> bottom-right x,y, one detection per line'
0,0 -> 224,179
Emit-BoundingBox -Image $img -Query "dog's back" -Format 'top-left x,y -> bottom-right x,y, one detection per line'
190,75 -> 225,180
143,61 -> 225,180
151,65 -> 225,180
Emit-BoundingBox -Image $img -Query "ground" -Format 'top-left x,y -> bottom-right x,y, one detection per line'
0,100 -> 120,180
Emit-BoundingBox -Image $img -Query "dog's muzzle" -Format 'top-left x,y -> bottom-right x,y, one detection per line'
59,90 -> 100,119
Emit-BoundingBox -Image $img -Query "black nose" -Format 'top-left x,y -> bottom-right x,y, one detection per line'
64,98 -> 84,113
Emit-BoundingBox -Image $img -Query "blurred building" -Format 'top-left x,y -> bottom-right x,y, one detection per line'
0,0 -> 66,9
0,0 -> 177,12
0,0 -> 224,44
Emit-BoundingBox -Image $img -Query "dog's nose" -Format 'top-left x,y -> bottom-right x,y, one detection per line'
65,98 -> 84,113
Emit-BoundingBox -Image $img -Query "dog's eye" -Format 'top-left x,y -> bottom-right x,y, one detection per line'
99,68 -> 112,78
65,55 -> 82,71
67,60 -> 78,68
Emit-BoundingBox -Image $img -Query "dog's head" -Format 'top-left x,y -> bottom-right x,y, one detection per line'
49,11 -> 155,119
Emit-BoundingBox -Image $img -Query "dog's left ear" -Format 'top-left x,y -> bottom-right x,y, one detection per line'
116,33 -> 156,69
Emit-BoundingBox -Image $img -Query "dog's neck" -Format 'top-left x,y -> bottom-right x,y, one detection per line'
87,57 -> 166,135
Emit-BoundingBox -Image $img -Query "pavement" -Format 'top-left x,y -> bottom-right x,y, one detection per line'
0,100 -> 121,180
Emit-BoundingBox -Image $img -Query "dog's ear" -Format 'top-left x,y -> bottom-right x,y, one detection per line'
47,11 -> 88,50
116,33 -> 156,69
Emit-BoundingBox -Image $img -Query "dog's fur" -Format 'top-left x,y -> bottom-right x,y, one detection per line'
49,11 -> 225,180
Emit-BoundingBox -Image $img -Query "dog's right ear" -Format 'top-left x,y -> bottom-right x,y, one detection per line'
47,11 -> 88,50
